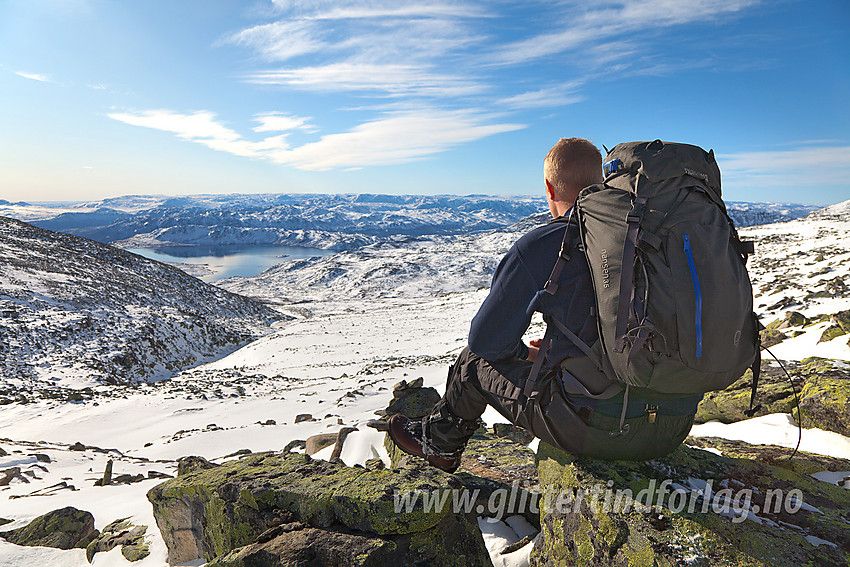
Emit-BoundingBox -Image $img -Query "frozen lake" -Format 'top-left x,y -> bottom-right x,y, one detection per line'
126,244 -> 333,282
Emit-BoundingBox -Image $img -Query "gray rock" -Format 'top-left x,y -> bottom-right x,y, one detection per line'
0,507 -> 98,550
86,518 -> 149,563
177,455 -> 218,476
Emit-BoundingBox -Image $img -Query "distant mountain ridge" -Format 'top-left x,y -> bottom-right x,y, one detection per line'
0,194 -> 822,252
0,216 -> 282,389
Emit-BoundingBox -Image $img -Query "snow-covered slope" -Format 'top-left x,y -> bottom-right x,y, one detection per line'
0,216 -> 282,391
0,198 -> 847,567
0,195 -> 818,253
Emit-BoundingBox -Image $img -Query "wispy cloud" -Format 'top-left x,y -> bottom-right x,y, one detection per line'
498,82 -> 585,109
718,145 -> 850,189
491,0 -> 760,66
109,107 -> 524,171
247,63 -> 485,97
15,71 -> 51,82
253,112 -> 317,133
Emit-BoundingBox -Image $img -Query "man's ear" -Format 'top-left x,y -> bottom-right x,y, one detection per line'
544,179 -> 556,201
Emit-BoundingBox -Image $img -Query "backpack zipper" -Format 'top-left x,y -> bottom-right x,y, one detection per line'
682,234 -> 702,358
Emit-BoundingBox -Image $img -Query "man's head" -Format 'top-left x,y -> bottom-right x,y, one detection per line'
543,138 -> 603,216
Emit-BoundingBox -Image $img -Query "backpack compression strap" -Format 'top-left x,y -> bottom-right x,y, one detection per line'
614,178 -> 648,354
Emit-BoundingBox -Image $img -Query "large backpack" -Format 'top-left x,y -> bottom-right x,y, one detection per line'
528,140 -> 760,404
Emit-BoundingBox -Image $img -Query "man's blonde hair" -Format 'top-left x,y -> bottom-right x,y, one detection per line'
544,138 -> 603,201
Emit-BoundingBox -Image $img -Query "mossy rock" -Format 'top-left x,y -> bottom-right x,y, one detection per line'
760,326 -> 788,348
384,387 -> 441,419
531,440 -> 850,566
695,366 -> 795,424
147,451 -> 486,565
793,360 -> 850,436
0,518 -> 11,527
206,513 -> 488,567
0,507 -> 98,550
697,358 -> 850,437
85,517 -> 148,562
685,436 -> 850,476
819,325 -> 847,343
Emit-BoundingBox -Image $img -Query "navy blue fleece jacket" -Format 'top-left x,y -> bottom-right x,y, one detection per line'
468,214 -> 597,370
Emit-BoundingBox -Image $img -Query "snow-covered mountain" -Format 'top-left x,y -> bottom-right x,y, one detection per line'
0,216 -> 282,392
0,194 -> 819,253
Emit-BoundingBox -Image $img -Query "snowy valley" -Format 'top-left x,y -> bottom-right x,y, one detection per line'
0,195 -> 849,567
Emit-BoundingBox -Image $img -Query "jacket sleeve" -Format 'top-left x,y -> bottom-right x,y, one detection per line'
468,244 -> 540,362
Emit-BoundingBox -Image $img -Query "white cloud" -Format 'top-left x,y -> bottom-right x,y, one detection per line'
15,71 -> 51,82
109,107 -> 524,171
498,82 -> 585,109
253,112 -> 316,133
491,0 -> 760,66
107,110 -> 290,158
268,109 -> 525,170
718,145 -> 850,189
246,63 -> 484,97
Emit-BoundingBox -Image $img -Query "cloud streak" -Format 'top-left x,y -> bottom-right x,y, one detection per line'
108,108 -> 524,171
15,71 -> 51,82
718,145 -> 850,190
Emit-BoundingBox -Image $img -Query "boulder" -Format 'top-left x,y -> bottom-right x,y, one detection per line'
0,507 -> 98,550
177,455 -> 218,476
147,452 -> 490,566
85,518 -> 149,563
384,384 -> 441,419
696,357 -> 850,437
304,433 -> 337,456
531,438 -> 850,566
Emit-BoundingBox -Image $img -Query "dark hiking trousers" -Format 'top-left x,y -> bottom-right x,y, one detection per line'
425,347 -> 695,461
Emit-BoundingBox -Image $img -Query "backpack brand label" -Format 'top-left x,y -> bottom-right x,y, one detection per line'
601,249 -> 610,289
684,167 -> 709,182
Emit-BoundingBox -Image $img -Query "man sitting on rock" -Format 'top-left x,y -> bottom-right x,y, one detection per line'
389,137 -> 700,472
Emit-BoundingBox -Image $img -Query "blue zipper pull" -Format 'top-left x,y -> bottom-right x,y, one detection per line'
683,234 -> 703,359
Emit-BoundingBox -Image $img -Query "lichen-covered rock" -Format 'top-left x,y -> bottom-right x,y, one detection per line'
85,518 -> 149,562
0,507 -> 98,550
177,455 -> 218,476
531,439 -> 850,566
206,512 -> 486,567
384,385 -> 441,419
696,357 -> 850,437
147,451 -> 489,566
793,357 -> 850,436
685,436 -> 850,476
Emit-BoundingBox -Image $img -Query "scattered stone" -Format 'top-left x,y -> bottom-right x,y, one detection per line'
0,447 -> 7,457
329,427 -> 358,463
94,459 -> 113,486
0,518 -> 11,527
294,414 -> 314,423
492,423 -> 535,445
365,419 -> 389,432
305,433 -> 337,456
30,453 -> 51,463
282,439 -> 306,453
147,471 -> 172,480
112,473 -> 146,484
221,449 -> 253,460
819,324 -> 847,343
0,467 -> 26,486
85,518 -> 149,563
0,507 -> 98,550
177,455 -> 218,476
385,386 -> 440,419
256,419 -> 276,426
69,442 -> 86,451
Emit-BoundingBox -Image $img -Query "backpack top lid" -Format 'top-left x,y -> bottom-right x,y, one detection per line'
606,140 -> 722,198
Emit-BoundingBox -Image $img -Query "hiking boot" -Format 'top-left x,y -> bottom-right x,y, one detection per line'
387,414 -> 463,473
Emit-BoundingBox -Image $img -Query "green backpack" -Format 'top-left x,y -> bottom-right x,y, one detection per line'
529,140 -> 760,408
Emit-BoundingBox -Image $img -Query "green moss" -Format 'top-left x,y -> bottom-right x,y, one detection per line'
575,514 -> 594,566
121,541 -> 150,562
819,325 -> 847,343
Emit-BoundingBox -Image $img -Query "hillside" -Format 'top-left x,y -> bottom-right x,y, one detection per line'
0,216 -> 282,392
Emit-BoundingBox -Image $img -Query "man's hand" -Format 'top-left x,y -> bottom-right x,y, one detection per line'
527,338 -> 545,362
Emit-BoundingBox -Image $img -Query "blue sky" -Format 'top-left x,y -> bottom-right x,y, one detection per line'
1,0 -> 848,205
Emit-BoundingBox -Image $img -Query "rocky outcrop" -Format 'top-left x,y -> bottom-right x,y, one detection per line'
147,452 -> 491,566
696,357 -> 850,436
531,437 -> 850,566
85,518 -> 149,562
0,507 -> 98,550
